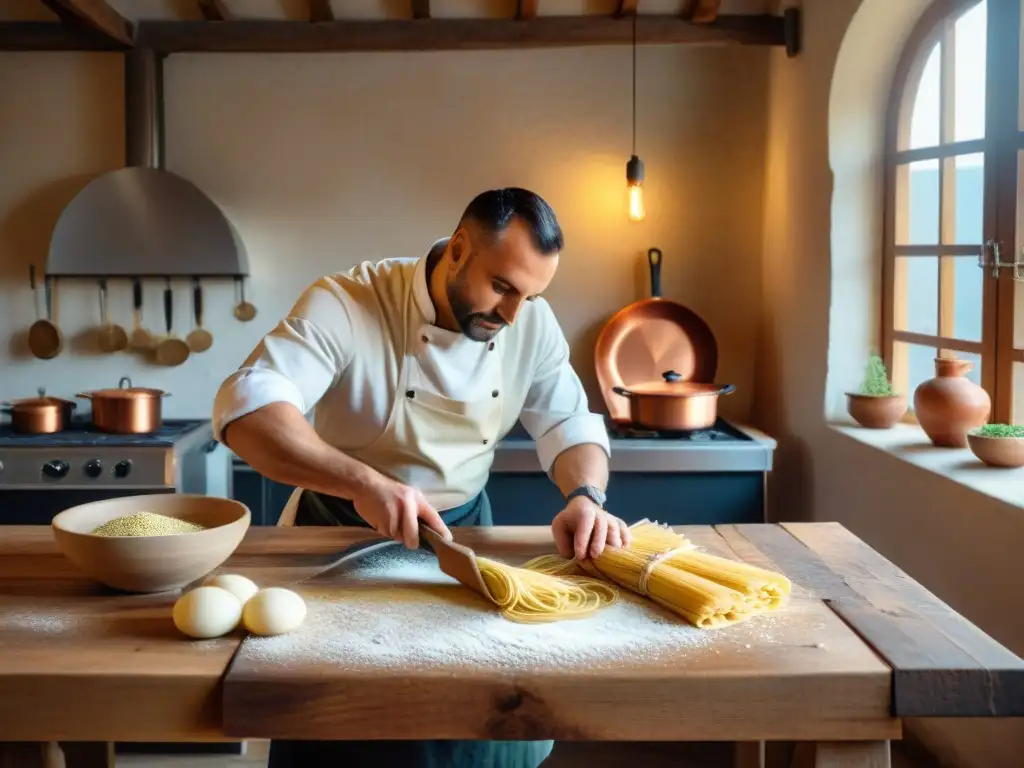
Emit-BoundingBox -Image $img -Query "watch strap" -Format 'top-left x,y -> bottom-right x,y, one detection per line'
566,484 -> 606,508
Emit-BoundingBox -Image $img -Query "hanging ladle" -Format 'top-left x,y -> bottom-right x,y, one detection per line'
234,276 -> 257,322
97,278 -> 128,353
155,278 -> 190,367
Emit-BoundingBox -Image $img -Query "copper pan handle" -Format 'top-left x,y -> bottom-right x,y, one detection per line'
75,392 -> 93,399
648,248 -> 662,298
612,386 -> 634,398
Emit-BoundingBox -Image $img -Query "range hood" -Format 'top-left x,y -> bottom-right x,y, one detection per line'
46,48 -> 248,278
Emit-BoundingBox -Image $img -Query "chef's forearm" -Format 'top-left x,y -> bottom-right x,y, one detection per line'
550,443 -> 609,497
222,402 -> 384,501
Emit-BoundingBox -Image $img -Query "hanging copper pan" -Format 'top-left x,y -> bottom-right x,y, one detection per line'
595,248 -> 719,425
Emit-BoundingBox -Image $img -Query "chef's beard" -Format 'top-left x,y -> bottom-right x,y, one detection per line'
448,274 -> 506,343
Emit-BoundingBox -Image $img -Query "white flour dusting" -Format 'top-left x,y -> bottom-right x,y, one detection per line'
243,547 -> 786,671
0,609 -> 78,635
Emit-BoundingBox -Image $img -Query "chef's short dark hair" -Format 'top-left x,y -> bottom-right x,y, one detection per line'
460,188 -> 564,255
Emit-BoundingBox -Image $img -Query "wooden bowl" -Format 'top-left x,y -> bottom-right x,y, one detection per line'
51,494 -> 251,593
966,431 -> 1024,468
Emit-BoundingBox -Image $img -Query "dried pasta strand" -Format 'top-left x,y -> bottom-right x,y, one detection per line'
524,519 -> 792,629
474,556 -> 618,624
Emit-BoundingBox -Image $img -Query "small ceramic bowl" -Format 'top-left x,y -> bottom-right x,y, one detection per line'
52,494 -> 251,593
966,429 -> 1024,469
846,393 -> 908,429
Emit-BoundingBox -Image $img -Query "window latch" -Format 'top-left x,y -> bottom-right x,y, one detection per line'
978,239 -> 1023,281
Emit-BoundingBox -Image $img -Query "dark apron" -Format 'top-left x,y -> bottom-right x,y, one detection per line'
267,489 -> 555,768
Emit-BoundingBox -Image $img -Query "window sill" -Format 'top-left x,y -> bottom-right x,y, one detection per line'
828,421 -> 1024,511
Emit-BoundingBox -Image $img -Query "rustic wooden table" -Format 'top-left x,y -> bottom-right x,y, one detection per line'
0,523 -> 1021,768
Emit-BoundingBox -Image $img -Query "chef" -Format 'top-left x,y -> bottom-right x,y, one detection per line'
212,187 -> 629,768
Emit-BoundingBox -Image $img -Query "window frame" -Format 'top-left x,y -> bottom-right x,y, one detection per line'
881,0 -> 1022,424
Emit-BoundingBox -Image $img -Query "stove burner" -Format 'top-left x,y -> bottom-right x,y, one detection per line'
606,417 -> 751,442
0,418 -> 208,448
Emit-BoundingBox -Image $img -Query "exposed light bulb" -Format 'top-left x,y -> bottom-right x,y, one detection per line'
626,154 -> 645,222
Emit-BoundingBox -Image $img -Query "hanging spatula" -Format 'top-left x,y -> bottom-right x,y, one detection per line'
418,523 -> 490,599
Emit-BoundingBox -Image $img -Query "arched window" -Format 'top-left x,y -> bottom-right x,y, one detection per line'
882,0 -> 1023,424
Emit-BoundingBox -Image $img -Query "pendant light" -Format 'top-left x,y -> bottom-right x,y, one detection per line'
625,12 -> 645,222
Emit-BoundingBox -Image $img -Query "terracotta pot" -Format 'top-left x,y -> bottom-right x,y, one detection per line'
845,393 -> 907,429
612,370 -> 735,431
966,431 -> 1024,468
913,357 -> 991,448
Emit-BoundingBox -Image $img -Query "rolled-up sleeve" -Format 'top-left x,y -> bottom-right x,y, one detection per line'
211,278 -> 354,444
518,303 -> 611,474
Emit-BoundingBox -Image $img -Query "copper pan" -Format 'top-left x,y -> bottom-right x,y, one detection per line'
595,248 -> 718,424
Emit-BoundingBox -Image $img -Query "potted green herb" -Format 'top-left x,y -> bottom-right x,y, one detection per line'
967,424 -> 1024,468
845,354 -> 907,429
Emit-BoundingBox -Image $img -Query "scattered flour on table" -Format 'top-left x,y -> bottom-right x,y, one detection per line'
243,547 -> 785,670
0,609 -> 78,635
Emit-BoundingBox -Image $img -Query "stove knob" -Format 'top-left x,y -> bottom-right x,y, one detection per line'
42,460 -> 69,479
84,459 -> 103,478
113,459 -> 132,478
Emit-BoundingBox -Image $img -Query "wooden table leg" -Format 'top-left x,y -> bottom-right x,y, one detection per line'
0,742 -> 64,768
58,742 -> 115,768
735,741 -> 765,768
792,741 -> 891,768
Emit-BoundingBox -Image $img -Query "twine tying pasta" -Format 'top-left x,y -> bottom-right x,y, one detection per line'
636,545 -> 691,596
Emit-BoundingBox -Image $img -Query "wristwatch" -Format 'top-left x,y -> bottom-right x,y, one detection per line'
566,484 -> 606,509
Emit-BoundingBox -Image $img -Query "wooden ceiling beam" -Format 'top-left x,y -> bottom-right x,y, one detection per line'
616,0 -> 638,16
412,0 -> 430,20
40,0 -> 133,45
516,0 -> 539,20
0,21 -> 126,50
691,0 -> 722,24
309,0 -> 333,22
130,15 -> 786,53
198,0 -> 230,21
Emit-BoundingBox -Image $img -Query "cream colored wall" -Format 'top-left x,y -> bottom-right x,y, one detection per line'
0,45 -> 767,423
759,0 -> 1024,765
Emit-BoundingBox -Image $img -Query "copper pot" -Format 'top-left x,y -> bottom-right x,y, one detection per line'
1,396 -> 76,434
77,377 -> 170,434
612,370 -> 735,431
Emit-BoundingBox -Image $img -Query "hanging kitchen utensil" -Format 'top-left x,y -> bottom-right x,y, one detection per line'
129,277 -> 153,352
595,248 -> 719,424
1,387 -> 76,434
97,278 -> 128,353
27,265 -> 63,360
612,371 -> 735,431
186,277 -> 213,353
234,276 -> 257,322
155,278 -> 191,366
77,376 -> 170,434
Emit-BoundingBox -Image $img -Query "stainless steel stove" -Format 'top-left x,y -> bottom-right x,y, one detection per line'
0,419 -> 216,525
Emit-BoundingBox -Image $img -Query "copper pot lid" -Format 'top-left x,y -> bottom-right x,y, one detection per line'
4,396 -> 76,410
615,371 -> 736,398
78,376 -> 169,399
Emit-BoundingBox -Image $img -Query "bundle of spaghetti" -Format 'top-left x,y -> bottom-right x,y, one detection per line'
473,556 -> 619,624
524,520 -> 791,629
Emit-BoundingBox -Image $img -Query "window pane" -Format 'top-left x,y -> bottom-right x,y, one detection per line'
895,256 -> 938,336
896,161 -> 940,245
1017,149 -> 1024,350
893,341 -> 939,404
1015,363 -> 1024,425
955,1 -> 986,142
947,153 -> 984,244
910,42 -> 941,149
948,256 -> 984,342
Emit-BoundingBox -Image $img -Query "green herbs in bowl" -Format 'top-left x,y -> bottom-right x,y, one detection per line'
966,424 -> 1024,468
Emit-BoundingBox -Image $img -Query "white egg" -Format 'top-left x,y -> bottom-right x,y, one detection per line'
204,573 -> 259,605
172,586 -> 242,639
242,587 -> 307,636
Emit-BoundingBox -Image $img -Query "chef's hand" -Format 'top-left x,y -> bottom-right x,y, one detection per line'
352,476 -> 452,550
551,497 -> 631,561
